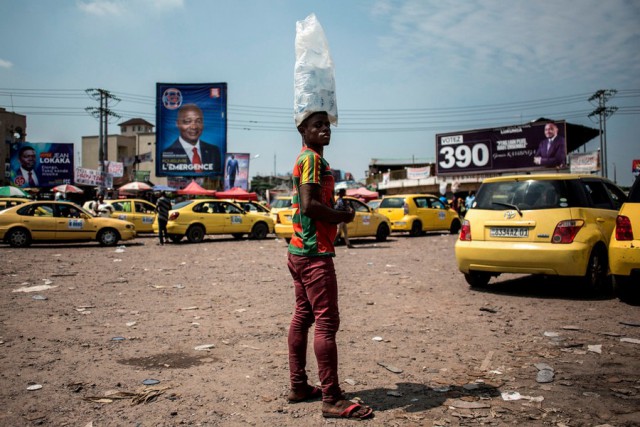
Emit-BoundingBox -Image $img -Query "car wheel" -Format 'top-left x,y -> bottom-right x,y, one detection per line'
613,275 -> 638,303
409,221 -> 422,237
186,225 -> 205,243
449,219 -> 461,234
98,228 -> 119,246
250,222 -> 268,240
232,233 -> 245,239
169,234 -> 183,243
7,227 -> 31,248
464,271 -> 491,288
583,246 -> 610,295
376,223 -> 390,242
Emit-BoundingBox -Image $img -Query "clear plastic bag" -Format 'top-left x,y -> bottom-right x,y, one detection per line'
294,13 -> 338,127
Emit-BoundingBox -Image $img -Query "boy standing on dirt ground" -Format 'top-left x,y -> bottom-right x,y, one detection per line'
286,111 -> 374,420
335,188 -> 353,248
155,192 -> 171,245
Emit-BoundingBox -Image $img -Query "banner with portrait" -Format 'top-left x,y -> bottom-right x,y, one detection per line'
436,120 -> 567,175
223,153 -> 250,190
10,142 -> 75,188
156,83 -> 227,178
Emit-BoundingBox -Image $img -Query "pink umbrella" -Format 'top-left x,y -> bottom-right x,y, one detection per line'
119,181 -> 153,191
52,184 -> 84,194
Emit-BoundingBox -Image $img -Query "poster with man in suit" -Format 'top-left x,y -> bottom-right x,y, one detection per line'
156,83 -> 227,178
533,121 -> 567,168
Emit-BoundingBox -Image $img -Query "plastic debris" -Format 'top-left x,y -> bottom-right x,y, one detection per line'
543,331 -> 559,337
142,379 -> 160,385
194,344 -> 215,351
13,285 -> 57,293
620,337 -> 640,344
126,321 -> 137,327
588,344 -> 602,354
387,391 -> 403,397
377,361 -> 403,373
111,337 -> 126,341
536,369 -> 554,383
27,384 -> 43,391
501,391 -> 544,402
32,295 -> 47,300
372,336 -> 383,341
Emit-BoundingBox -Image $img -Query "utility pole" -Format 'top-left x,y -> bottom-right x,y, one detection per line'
86,89 -> 121,194
588,89 -> 618,178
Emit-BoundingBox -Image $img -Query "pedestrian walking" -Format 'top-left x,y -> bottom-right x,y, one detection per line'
155,192 -> 171,245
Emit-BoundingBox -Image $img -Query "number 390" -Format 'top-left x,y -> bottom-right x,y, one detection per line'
439,143 -> 489,169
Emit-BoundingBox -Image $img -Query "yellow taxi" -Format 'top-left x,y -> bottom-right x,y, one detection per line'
0,201 -> 136,247
153,198 -> 274,243
0,197 -> 31,211
455,174 -> 627,292
275,196 -> 391,244
269,196 -> 292,222
609,175 -> 640,301
378,194 -> 461,236
102,199 -> 157,233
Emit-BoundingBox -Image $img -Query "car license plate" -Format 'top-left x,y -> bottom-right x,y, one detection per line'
490,227 -> 528,238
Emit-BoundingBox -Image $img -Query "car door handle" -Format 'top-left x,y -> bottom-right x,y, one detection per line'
596,218 -> 606,223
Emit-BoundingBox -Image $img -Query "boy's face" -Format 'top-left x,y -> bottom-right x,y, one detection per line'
300,112 -> 331,148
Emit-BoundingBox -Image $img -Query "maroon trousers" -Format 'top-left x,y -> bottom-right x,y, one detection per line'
287,253 -> 341,402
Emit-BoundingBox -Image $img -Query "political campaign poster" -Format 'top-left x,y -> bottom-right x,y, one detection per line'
156,83 -> 227,178
10,142 -> 74,188
436,120 -> 567,175
223,153 -> 250,190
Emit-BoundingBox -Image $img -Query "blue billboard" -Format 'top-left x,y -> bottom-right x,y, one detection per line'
156,83 -> 227,177
10,142 -> 75,188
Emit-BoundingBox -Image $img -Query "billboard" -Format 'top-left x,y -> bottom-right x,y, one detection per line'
436,120 -> 567,175
223,153 -> 250,190
156,83 -> 227,178
10,142 -> 75,188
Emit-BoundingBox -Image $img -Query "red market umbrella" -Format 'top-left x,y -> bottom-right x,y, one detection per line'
215,187 -> 258,201
176,180 -> 216,196
52,184 -> 84,194
119,181 -> 153,191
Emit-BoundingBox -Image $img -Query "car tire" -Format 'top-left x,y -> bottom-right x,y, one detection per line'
7,227 -> 31,248
97,228 -> 119,246
249,222 -> 268,240
464,271 -> 491,288
169,234 -> 183,243
409,221 -> 422,237
449,219 -> 461,234
232,233 -> 245,239
186,225 -> 205,243
613,275 -> 639,303
376,223 -> 390,242
582,246 -> 610,295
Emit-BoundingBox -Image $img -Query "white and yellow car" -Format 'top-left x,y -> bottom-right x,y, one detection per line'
0,201 -> 136,247
153,198 -> 274,243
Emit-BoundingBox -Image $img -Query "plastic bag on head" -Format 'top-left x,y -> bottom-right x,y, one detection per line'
294,13 -> 337,127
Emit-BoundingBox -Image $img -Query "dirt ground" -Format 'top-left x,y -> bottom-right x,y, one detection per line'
1,232 -> 639,426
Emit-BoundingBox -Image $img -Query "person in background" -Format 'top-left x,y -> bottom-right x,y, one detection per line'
465,191 -> 476,211
155,192 -> 171,245
286,111 -> 373,420
335,188 -> 353,248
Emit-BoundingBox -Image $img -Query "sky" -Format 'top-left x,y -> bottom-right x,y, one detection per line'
1,0 -> 639,186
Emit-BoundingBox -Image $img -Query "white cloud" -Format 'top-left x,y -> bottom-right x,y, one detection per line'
370,0 -> 640,83
77,0 -> 124,16
0,58 -> 13,69
77,0 -> 184,16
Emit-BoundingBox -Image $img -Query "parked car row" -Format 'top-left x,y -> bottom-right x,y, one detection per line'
454,173 -> 637,299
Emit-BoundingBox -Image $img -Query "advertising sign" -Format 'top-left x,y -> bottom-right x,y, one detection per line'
106,161 -> 124,178
406,166 -> 431,180
156,83 -> 227,178
75,167 -> 113,188
632,159 -> 640,174
10,142 -> 75,188
223,153 -> 250,190
436,121 -> 567,175
569,151 -> 600,174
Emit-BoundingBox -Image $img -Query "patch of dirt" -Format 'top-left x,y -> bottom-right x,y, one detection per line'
1,234 -> 639,426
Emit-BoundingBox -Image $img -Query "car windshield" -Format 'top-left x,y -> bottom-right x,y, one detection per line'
475,180 -> 571,210
379,197 -> 405,208
272,198 -> 291,208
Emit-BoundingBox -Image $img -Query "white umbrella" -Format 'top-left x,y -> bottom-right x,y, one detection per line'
119,181 -> 152,191
52,184 -> 84,194
0,186 -> 31,197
